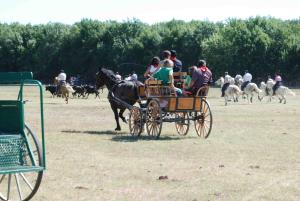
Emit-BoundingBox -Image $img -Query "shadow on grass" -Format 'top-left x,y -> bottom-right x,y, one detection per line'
111,134 -> 193,142
61,129 -> 127,135
61,129 -> 193,142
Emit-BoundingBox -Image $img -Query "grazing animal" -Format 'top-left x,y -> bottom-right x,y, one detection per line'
84,85 -> 100,99
216,77 -> 242,105
45,85 -> 57,97
266,80 -> 295,104
95,68 -> 139,131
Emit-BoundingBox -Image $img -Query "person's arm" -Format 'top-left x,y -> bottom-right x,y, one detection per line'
144,66 -> 151,78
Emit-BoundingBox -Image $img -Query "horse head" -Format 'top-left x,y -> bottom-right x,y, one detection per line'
215,77 -> 224,86
96,68 -> 118,89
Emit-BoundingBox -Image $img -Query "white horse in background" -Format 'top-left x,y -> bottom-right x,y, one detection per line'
241,81 -> 262,103
259,81 -> 273,102
266,80 -> 296,104
216,77 -> 242,106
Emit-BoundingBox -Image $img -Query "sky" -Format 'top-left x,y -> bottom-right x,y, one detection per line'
0,0 -> 299,25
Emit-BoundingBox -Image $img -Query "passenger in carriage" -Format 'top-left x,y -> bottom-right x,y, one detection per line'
152,59 -> 182,96
170,50 -> 182,73
144,56 -> 161,78
158,50 -> 171,67
184,60 -> 212,96
241,70 -> 252,91
272,72 -> 283,95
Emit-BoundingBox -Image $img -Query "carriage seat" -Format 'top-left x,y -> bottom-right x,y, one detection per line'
144,80 -> 176,97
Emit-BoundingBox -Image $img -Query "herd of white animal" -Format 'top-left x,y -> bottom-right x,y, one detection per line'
215,76 -> 296,106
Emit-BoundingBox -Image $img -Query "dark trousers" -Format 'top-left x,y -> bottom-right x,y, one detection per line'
221,83 -> 230,97
241,81 -> 250,91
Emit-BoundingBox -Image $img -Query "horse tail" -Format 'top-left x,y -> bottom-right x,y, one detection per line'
286,87 -> 296,96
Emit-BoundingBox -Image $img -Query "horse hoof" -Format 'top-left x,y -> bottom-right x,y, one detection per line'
115,128 -> 121,131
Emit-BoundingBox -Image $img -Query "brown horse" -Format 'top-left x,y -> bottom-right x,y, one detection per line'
54,77 -> 75,104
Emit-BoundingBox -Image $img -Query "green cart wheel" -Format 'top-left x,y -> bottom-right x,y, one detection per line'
0,124 -> 43,201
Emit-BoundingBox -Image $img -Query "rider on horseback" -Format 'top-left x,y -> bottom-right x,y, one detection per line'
221,72 -> 231,97
272,72 -> 283,95
241,70 -> 252,91
57,69 -> 67,94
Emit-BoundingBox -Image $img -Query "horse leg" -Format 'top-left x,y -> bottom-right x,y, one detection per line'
111,105 -> 121,131
119,108 -> 127,123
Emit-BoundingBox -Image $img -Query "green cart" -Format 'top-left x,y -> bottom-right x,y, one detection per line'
0,72 -> 45,201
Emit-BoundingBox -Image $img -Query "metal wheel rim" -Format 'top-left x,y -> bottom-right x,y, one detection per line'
0,124 -> 43,201
146,99 -> 162,139
129,107 -> 143,136
194,99 -> 212,138
175,112 -> 190,136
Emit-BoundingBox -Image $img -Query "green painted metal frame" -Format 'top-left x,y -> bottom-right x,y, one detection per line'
0,72 -> 46,174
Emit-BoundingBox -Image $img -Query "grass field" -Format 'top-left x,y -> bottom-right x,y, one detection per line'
1,86 -> 299,201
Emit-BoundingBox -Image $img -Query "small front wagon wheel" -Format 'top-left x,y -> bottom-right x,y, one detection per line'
0,124 -> 43,201
146,99 -> 162,139
129,106 -> 143,136
194,99 -> 212,138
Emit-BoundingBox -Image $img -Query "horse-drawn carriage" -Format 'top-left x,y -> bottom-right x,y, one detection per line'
128,72 -> 213,139
0,72 -> 45,201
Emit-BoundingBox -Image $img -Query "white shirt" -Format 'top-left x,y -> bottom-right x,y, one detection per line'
131,73 -> 138,81
224,75 -> 231,84
57,73 -> 66,81
243,73 -> 252,82
116,74 -> 122,80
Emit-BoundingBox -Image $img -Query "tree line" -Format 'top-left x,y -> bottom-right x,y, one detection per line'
0,17 -> 299,85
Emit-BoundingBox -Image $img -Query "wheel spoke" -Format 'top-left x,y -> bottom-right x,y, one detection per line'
15,173 -> 24,201
20,173 -> 34,190
7,174 -> 11,200
0,174 -> 5,183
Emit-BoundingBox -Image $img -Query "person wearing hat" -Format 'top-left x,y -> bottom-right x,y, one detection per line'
241,70 -> 252,91
170,50 -> 182,73
221,71 -> 231,97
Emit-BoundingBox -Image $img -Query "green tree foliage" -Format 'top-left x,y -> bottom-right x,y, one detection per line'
0,17 -> 299,84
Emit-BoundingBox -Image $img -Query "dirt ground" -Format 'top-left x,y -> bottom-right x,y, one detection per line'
1,86 -> 299,201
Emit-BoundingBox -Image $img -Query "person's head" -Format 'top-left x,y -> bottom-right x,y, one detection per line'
163,59 -> 174,68
225,71 -> 228,75
116,72 -> 119,75
197,60 -> 206,67
188,66 -> 196,76
170,50 -> 177,57
132,71 -> 135,74
151,56 -> 160,65
162,50 -> 171,59
245,70 -> 248,74
60,69 -> 64,73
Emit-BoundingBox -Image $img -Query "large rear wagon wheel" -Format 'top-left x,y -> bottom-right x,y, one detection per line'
175,112 -> 190,136
129,106 -> 143,136
0,124 -> 43,201
194,99 -> 212,138
146,99 -> 162,139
